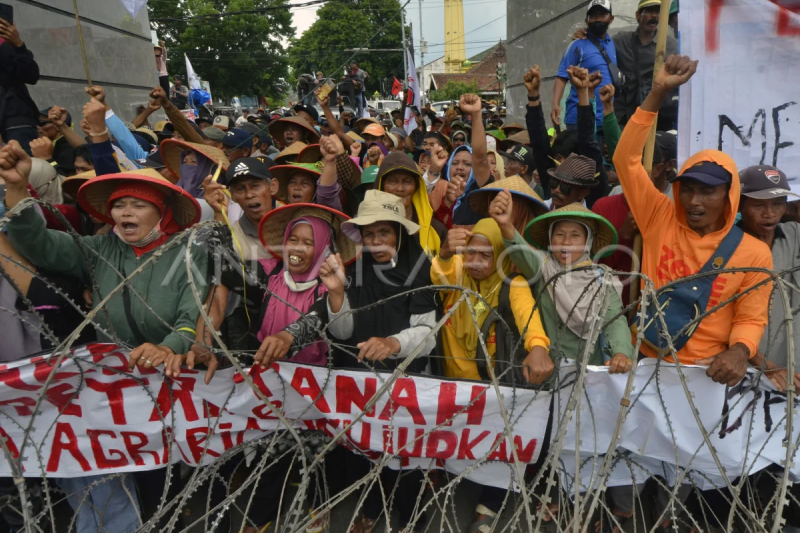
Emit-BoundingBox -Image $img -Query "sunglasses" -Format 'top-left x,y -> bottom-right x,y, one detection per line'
38,119 -> 52,127
549,177 -> 572,195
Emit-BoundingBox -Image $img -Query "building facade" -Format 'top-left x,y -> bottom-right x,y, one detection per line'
505,0 -> 640,123
10,0 -> 158,123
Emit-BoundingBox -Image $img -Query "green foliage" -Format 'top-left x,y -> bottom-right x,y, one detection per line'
289,0 -> 406,96
430,81 -> 479,102
149,0 -> 293,101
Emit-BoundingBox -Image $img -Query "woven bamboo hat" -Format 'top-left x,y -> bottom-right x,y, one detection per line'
134,127 -> 158,146
468,175 -> 548,219
160,139 -> 229,183
268,116 -> 320,144
77,168 -> 201,227
62,170 -> 96,198
346,131 -> 365,143
269,163 -> 323,201
259,203 -> 359,265
297,143 -> 322,164
355,116 -> 379,132
524,203 -> 618,259
498,130 -> 530,152
273,141 -> 308,165
500,122 -> 525,136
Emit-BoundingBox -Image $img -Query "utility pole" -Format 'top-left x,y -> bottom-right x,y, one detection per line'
418,0 -> 425,106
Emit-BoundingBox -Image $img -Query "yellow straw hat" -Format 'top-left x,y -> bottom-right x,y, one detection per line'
62,170 -> 96,199
160,139 -> 229,183
273,141 -> 308,165
258,203 -> 359,265
468,175 -> 548,218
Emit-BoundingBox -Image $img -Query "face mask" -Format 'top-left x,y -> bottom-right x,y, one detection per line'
587,21 -> 610,37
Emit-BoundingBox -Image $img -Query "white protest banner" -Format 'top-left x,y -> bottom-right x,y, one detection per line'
678,0 -> 800,192
557,360 -> 800,492
404,48 -> 421,136
0,344 -> 550,490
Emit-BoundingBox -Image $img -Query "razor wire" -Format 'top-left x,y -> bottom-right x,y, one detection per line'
0,198 -> 799,533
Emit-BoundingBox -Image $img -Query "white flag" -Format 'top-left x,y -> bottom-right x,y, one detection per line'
403,48 -> 420,136
184,54 -> 202,91
119,0 -> 149,18
678,0 -> 800,193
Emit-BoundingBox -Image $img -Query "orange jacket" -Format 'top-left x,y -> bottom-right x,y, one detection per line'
613,108 -> 773,364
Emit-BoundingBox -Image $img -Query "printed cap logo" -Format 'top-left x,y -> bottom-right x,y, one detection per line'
233,162 -> 250,177
765,170 -> 781,184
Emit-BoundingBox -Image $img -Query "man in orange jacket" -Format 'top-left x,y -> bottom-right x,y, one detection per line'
613,55 -> 773,387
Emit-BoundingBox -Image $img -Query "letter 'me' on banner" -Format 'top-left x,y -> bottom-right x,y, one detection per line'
678,0 -> 800,192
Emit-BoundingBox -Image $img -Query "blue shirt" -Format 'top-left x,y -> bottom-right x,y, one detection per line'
556,34 -> 617,128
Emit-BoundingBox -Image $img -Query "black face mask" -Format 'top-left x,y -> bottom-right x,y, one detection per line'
587,21 -> 610,37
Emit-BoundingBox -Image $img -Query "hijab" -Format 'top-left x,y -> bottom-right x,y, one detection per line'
346,223 -> 437,348
487,149 -> 506,182
450,219 -> 512,357
107,182 -> 181,257
29,158 -> 63,205
451,130 -> 470,148
540,219 -> 622,339
176,150 -> 217,198
257,217 -> 332,365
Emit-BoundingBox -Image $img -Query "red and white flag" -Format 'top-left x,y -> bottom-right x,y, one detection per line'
403,49 -> 420,136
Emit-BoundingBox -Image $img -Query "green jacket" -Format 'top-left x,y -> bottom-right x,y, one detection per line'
7,207 -> 209,355
503,229 -> 633,366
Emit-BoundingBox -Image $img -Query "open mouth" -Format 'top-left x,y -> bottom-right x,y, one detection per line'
120,222 -> 139,236
686,210 -> 704,222
247,202 -> 263,212
288,254 -> 304,265
290,193 -> 305,203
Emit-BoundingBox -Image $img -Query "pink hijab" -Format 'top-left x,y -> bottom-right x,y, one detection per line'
257,216 -> 333,365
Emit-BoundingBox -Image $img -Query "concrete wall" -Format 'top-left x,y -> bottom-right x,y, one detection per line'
505,0 -> 640,124
10,0 -> 160,123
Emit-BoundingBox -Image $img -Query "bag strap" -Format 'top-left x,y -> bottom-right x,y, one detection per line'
586,35 -> 614,69
697,225 -> 744,276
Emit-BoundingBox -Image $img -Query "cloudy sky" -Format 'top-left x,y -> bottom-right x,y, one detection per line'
290,0 -> 508,66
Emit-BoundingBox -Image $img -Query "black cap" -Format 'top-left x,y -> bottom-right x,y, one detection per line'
221,128 -> 253,149
672,161 -> 732,186
222,157 -> 272,185
740,165 -> 800,200
196,115 -> 214,125
507,144 -> 535,168
136,150 -> 166,170
293,103 -> 319,122
655,131 -> 677,161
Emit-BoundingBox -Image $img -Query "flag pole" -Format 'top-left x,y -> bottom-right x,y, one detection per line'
630,0 -> 673,316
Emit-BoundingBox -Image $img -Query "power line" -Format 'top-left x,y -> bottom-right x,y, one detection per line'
150,0 -> 329,22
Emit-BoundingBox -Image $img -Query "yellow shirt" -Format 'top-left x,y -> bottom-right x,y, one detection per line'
431,255 -> 550,381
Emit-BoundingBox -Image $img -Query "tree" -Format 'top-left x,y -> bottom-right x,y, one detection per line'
430,81 -> 479,102
289,0 -> 406,97
149,0 -> 293,101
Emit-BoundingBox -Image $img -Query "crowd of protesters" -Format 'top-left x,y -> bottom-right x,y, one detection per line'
1,0 -> 800,531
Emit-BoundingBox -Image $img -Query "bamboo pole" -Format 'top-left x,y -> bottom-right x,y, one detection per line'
629,0 -> 673,315
71,0 -> 92,86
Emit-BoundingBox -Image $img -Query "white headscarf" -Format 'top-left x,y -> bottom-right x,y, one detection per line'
28,158 -> 63,205
540,219 -> 622,339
